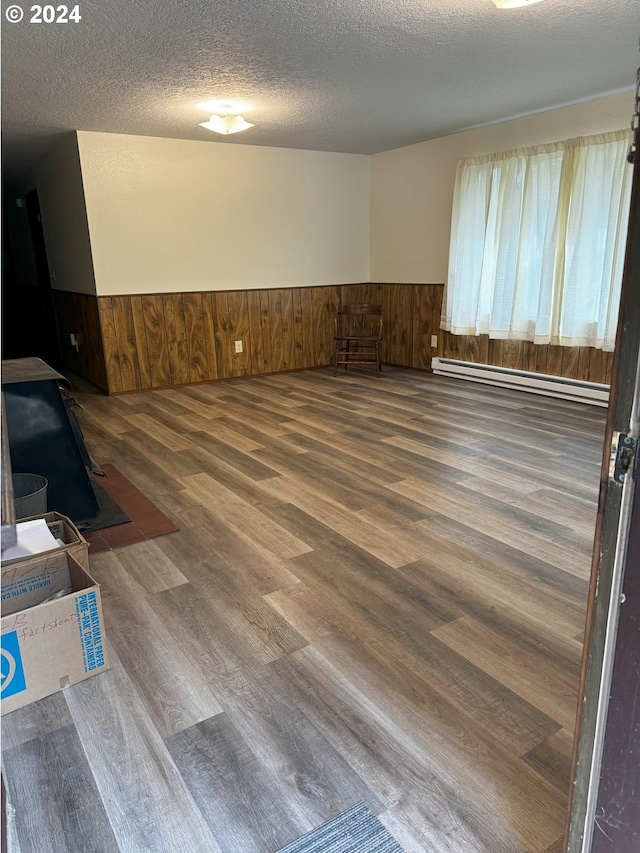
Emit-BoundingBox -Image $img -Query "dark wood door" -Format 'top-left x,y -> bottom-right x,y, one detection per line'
25,189 -> 62,365
566,149 -> 640,850
1,190 -> 61,365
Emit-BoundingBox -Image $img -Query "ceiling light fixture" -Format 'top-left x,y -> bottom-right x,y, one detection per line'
492,0 -> 545,7
199,113 -> 254,135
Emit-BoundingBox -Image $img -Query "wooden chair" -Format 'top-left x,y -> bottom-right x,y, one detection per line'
333,304 -> 383,376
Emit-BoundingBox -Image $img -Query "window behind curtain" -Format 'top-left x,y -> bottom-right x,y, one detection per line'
442,131 -> 633,352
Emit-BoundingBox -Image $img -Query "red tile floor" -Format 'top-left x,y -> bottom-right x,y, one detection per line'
84,464 -> 179,554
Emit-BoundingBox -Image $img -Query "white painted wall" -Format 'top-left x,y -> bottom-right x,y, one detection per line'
77,131 -> 370,296
35,94 -> 629,298
34,134 -> 97,295
370,92 -> 632,284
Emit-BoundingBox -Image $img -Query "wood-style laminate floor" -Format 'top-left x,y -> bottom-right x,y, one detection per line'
1,367 -> 606,853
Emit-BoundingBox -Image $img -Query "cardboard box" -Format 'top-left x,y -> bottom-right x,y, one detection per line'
1,554 -> 109,714
1,512 -> 89,616
2,511 -> 89,569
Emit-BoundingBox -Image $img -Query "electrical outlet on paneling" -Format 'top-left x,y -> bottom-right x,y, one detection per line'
234,340 -> 243,354
431,335 -> 438,348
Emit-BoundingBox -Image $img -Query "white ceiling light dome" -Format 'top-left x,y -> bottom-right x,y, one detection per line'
199,114 -> 254,135
492,0 -> 545,7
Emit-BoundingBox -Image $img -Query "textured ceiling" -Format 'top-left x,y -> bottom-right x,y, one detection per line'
1,0 -> 638,179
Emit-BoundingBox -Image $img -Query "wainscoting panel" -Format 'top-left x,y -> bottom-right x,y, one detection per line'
52,290 -> 109,391
438,331 -> 613,386
93,286 -> 346,393
53,284 -> 612,394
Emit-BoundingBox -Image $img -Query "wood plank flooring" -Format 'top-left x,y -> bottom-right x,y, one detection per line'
1,367 -> 606,853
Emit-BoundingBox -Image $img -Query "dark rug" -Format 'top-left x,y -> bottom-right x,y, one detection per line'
275,803 -> 405,853
81,464 -> 179,554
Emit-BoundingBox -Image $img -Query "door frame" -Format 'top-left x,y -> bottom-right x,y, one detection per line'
566,154 -> 640,850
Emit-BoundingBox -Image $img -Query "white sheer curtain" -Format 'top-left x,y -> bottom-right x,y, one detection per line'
443,131 -> 633,351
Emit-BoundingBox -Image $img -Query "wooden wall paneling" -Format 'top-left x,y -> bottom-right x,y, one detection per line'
379,285 -> 391,363
308,287 -> 324,367
575,347 -> 592,382
387,284 -> 406,364
476,334 -> 490,363
83,295 -> 109,392
546,345 -> 564,377
310,287 -> 333,367
163,295 -> 190,386
52,290 -> 80,376
130,296 -> 152,390
410,287 -> 423,369
344,283 -> 359,305
268,289 -> 285,373
292,288 -> 305,370
258,290 -> 273,375
369,283 -> 385,310
141,295 -> 172,389
401,284 -> 415,364
201,293 -> 219,382
212,291 -> 233,380
452,332 -> 469,362
300,288 -> 315,368
560,347 -> 580,381
433,286 -> 443,358
593,347 -> 612,382
72,293 -> 87,376
592,350 -> 606,384
89,282 -> 616,394
589,348 -> 613,384
51,291 -> 108,390
97,297 -> 124,394
534,343 -> 549,376
329,286 -> 342,363
342,284 -> 364,306
522,341 -> 537,374
603,350 -> 614,385
412,285 -> 439,370
441,331 -> 459,362
503,340 -> 527,371
440,330 -> 455,361
246,291 -> 266,376
587,348 -> 605,385
407,285 -> 422,368
487,339 -> 505,367
227,290 -> 252,377
486,338 -> 500,366
340,284 -> 354,305
472,333 -> 489,364
362,282 -> 377,304
369,283 -> 385,305
279,288 -> 296,372
111,296 -> 143,392
182,293 -> 210,384
459,334 -> 482,364
512,340 -> 527,371
68,292 -> 84,377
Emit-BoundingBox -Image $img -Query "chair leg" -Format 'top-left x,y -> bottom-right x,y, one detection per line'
344,341 -> 349,371
376,342 -> 381,376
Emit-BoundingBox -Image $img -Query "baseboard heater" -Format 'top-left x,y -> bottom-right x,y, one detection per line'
431,357 -> 609,407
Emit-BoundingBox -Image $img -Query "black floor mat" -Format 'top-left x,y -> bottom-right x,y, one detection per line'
79,477 -> 131,532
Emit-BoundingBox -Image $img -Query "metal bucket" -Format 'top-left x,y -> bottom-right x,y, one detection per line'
12,473 -> 48,520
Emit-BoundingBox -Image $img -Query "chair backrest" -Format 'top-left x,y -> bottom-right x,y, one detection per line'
338,303 -> 382,317
334,304 -> 383,337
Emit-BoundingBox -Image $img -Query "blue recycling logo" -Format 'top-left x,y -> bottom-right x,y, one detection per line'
1,631 -> 27,699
